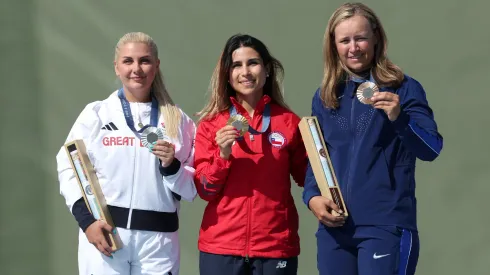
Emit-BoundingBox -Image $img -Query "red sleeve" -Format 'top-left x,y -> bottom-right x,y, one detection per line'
193,118 -> 233,201
288,116 -> 308,187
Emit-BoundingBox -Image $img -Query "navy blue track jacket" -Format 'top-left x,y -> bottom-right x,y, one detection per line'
302,75 -> 443,231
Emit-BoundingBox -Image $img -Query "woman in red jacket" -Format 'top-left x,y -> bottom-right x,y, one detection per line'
193,34 -> 308,275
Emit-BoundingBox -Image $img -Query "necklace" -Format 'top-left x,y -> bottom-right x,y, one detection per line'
135,103 -> 144,128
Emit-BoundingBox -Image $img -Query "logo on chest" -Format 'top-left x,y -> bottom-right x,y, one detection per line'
268,131 -> 287,149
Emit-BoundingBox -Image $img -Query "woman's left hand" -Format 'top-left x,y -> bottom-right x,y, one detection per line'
371,91 -> 401,121
150,140 -> 175,167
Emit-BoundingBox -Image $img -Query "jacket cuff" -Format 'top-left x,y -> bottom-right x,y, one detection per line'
391,109 -> 410,133
159,158 -> 181,176
303,189 -> 322,210
213,150 -> 233,168
72,198 -> 96,232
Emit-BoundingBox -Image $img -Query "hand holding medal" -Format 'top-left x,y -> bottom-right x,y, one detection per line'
149,139 -> 175,167
142,127 -> 175,167
216,104 -> 271,159
356,81 -> 401,121
371,90 -> 401,121
117,88 -> 177,165
216,122 -> 242,160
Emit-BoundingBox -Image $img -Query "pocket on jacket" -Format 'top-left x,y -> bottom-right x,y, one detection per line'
391,165 -> 415,196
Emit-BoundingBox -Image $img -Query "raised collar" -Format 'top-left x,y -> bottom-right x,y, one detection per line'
229,95 -> 271,116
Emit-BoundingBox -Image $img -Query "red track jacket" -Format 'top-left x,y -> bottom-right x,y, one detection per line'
194,95 -> 308,259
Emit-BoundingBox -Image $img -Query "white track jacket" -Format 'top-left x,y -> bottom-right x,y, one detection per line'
56,91 -> 197,222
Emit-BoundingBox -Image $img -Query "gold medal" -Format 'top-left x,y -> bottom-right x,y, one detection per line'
227,115 -> 249,137
356,81 -> 379,105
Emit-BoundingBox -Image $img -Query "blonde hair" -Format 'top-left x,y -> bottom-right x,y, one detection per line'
115,32 -> 181,138
196,34 -> 289,122
321,2 -> 404,109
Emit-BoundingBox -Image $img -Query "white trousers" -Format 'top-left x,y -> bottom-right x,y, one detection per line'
78,228 -> 180,275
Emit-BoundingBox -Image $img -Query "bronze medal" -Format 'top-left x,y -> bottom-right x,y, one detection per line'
356,81 -> 379,105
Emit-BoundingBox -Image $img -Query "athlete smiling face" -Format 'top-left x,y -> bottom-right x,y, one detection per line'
334,14 -> 377,73
228,46 -> 268,104
114,42 -> 160,102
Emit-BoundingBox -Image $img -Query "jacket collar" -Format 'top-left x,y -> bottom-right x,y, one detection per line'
229,95 -> 271,116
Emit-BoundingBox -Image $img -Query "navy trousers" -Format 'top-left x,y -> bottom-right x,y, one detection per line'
316,223 -> 419,275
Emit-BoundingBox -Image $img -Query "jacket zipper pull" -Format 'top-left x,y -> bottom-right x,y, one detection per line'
245,255 -> 249,263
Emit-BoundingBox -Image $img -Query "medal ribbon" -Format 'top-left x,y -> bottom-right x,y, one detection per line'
117,88 -> 159,133
350,72 -> 375,84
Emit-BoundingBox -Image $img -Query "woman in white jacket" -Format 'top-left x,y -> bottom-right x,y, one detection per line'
56,32 -> 197,275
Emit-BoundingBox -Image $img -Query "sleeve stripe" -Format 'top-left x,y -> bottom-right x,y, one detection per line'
408,122 -> 442,155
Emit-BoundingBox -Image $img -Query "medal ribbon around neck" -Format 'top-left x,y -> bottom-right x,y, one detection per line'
117,88 -> 159,133
229,104 -> 271,140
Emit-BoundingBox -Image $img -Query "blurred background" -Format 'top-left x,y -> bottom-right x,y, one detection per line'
1,0 -> 487,274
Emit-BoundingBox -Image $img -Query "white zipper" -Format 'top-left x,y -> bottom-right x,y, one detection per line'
126,129 -> 138,228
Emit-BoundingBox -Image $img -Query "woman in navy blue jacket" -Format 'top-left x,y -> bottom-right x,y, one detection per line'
303,3 -> 443,275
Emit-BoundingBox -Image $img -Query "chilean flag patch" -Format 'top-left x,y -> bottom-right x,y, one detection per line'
268,131 -> 287,149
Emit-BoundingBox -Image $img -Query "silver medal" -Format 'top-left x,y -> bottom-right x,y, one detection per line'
141,127 -> 167,149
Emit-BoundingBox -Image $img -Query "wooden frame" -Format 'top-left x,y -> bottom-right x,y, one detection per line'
64,139 -> 122,250
299,117 -> 348,217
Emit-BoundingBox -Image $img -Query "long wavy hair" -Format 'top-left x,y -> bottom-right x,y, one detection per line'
114,32 -> 181,138
321,2 -> 404,109
196,34 -> 289,122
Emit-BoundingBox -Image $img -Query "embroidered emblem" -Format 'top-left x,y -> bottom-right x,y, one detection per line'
268,131 -> 287,149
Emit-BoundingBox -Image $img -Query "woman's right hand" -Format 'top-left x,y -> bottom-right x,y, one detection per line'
85,220 -> 114,257
308,196 -> 346,227
215,125 -> 239,159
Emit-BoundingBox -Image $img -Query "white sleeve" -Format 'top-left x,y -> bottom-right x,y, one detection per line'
162,110 -> 197,202
55,102 -> 102,212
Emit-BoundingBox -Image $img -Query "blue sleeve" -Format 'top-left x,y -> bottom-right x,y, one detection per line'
159,159 -> 182,201
302,89 -> 323,209
72,198 -> 96,232
391,78 -> 443,161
